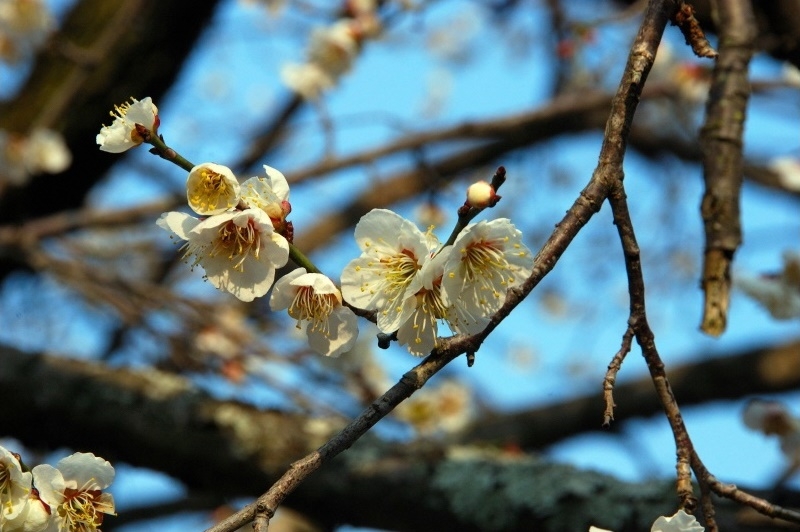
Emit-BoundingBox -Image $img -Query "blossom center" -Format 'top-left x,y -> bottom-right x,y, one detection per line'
209,219 -> 262,271
460,239 -> 508,280
288,287 -> 338,334
409,280 -> 447,345
109,100 -> 134,120
191,169 -> 232,212
58,487 -> 113,532
379,249 -> 419,294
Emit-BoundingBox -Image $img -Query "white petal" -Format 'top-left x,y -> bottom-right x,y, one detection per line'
156,211 -> 201,240
204,252 -> 275,302
354,209 -> 435,257
263,164 -> 290,201
651,510 -> 704,532
31,464 -> 65,507
340,256 -> 386,310
290,272 -> 340,296
306,306 -> 359,357
55,452 -> 115,490
396,307 -> 438,356
270,268 -> 306,311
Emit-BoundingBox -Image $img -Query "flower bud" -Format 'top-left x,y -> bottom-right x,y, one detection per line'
466,180 -> 497,208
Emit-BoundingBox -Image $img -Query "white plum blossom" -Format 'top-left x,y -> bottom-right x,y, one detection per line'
651,510 -> 704,532
0,446 -> 31,524
157,208 -> 289,302
341,209 -> 440,338
270,268 -> 359,357
240,164 -> 291,227
186,162 -> 241,216
442,218 -> 533,334
32,452 -> 116,532
395,249 -> 450,356
96,97 -> 159,153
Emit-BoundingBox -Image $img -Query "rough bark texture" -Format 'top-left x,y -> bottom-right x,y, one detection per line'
3,344 -> 797,531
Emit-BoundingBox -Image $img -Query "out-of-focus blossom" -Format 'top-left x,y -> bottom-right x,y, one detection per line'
0,0 -> 53,63
239,0 -> 286,16
280,63 -> 336,101
651,43 -> 711,104
767,156 -> 800,193
157,208 -> 289,302
735,251 -> 800,320
0,129 -> 71,186
32,452 -> 116,532
270,268 -> 359,357
743,399 -> 800,463
782,63 -> 800,87
96,97 -> 159,153
186,162 -> 241,216
395,379 -> 472,435
651,509 -> 704,532
414,199 -> 447,229
281,17 -> 376,99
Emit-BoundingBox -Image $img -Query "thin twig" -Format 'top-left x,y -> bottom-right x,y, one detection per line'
602,327 -> 634,427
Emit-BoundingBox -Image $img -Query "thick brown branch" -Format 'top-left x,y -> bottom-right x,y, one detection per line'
698,0 -> 757,336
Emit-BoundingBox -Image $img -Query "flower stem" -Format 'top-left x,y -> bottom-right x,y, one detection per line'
441,166 -> 507,249
145,132 -> 196,172
144,132 -> 324,276
289,244 -> 321,274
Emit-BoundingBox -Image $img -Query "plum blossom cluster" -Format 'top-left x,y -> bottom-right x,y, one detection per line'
341,207 -> 533,356
96,97 -> 358,358
281,0 -> 381,99
0,446 -> 115,532
157,162 -> 292,303
0,128 -> 71,186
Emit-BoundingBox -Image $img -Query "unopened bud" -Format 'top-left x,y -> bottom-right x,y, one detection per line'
466,180 -> 497,208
